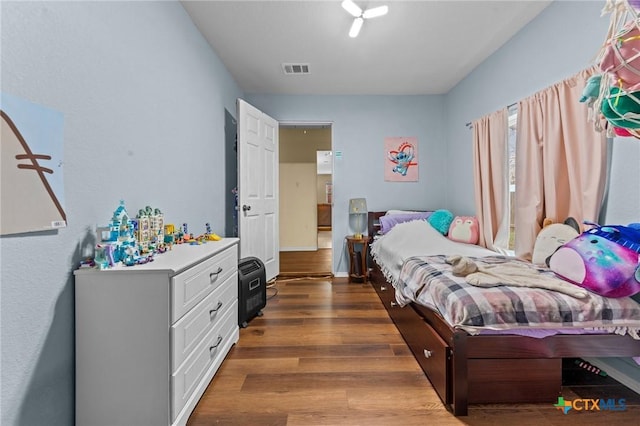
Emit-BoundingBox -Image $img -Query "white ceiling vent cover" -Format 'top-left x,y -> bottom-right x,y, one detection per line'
282,63 -> 310,75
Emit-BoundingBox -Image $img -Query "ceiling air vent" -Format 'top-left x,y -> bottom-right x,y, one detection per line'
282,63 -> 310,75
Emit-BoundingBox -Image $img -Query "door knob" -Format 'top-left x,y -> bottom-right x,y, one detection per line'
242,205 -> 251,212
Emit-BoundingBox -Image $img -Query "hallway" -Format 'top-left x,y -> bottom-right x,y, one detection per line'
279,231 -> 333,277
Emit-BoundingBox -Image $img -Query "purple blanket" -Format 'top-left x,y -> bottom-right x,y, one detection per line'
378,212 -> 432,234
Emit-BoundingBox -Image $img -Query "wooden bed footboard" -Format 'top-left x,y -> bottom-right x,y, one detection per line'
369,257 -> 640,416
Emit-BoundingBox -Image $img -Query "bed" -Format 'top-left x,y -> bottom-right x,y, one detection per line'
366,211 -> 640,416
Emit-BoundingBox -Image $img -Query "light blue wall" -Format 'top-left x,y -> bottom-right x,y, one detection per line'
0,2 -> 242,425
446,0 -> 639,222
246,94 -> 447,273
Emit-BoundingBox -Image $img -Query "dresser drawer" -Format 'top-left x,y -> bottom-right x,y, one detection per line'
171,273 -> 237,372
171,303 -> 238,421
171,246 -> 238,322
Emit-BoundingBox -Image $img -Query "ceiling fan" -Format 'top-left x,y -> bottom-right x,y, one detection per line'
341,0 -> 389,38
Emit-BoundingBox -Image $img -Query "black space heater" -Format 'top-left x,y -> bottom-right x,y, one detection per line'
237,256 -> 266,328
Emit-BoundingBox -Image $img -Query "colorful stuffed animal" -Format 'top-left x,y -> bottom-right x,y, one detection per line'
549,223 -> 640,298
427,209 -> 454,235
613,126 -> 634,137
579,74 -> 602,106
600,86 -> 640,130
532,217 -> 580,266
600,22 -> 640,92
448,216 -> 479,244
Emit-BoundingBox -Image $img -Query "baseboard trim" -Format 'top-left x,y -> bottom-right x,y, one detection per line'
278,272 -> 333,278
280,246 -> 318,252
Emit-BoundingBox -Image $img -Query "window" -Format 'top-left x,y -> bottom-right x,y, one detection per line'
507,107 -> 517,251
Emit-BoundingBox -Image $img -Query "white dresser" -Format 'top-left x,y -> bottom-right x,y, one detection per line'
74,238 -> 239,426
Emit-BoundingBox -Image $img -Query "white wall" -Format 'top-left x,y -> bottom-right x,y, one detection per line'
602,137 -> 640,224
0,2 -> 242,425
279,163 -> 318,250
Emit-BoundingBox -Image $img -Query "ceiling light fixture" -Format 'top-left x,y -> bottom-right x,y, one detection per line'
341,0 -> 388,38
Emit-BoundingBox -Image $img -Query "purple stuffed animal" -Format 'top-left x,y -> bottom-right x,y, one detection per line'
549,224 -> 640,298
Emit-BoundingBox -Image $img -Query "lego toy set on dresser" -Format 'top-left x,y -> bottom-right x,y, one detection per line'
74,201 -> 239,426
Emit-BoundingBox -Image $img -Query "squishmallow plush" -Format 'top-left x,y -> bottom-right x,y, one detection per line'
600,86 -> 640,129
448,216 -> 479,244
579,74 -> 602,106
613,126 -> 634,137
532,218 -> 580,266
600,22 -> 640,92
549,224 -> 640,298
427,209 -> 454,235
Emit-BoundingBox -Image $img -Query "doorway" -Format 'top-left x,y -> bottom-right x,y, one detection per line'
278,124 -> 333,277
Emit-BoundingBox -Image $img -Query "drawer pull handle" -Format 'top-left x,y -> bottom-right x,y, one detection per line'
423,349 -> 433,359
209,267 -> 223,282
209,336 -> 223,356
209,301 -> 224,318
390,301 -> 398,307
380,286 -> 387,291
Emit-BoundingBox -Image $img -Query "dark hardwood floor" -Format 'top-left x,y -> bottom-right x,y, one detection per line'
279,243 -> 332,277
187,251 -> 640,425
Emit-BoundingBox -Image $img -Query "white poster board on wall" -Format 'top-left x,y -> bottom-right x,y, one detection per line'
1,92 -> 66,235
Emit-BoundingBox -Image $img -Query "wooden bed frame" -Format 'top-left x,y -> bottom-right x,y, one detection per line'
367,211 -> 640,416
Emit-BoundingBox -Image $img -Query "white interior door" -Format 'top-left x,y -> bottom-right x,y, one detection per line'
237,99 -> 279,281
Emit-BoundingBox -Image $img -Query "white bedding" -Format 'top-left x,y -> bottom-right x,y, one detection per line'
370,219 -> 496,285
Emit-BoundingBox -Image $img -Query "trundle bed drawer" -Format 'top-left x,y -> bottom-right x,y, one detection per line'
386,299 -> 450,404
468,358 -> 561,403
371,281 -> 395,306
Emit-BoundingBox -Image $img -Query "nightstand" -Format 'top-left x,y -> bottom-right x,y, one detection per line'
346,235 -> 369,283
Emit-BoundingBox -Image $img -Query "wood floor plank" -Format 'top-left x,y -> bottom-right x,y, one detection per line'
255,309 -> 390,319
197,389 -> 349,413
347,387 -> 442,409
286,410 -> 466,426
214,357 -> 300,374
238,330 -> 404,346
187,413 -> 288,426
240,371 -> 429,392
297,356 -> 421,373
229,344 -> 396,359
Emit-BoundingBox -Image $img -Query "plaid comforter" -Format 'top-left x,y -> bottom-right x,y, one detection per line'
395,255 -> 640,338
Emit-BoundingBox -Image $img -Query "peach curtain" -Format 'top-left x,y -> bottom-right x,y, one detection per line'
472,108 -> 510,254
514,68 -> 607,261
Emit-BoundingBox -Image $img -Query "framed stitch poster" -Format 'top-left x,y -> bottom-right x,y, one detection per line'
384,136 -> 418,182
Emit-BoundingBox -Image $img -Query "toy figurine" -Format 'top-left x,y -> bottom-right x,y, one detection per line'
87,201 -> 169,270
94,245 -> 110,270
204,222 -> 222,241
164,224 -> 176,244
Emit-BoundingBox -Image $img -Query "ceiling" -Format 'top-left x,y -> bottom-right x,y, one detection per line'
181,1 -> 552,96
